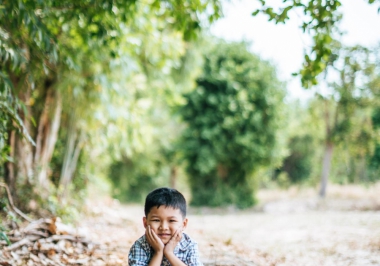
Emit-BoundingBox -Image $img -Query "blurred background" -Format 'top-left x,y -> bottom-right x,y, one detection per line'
1,1 -> 380,265
0,0 -> 379,221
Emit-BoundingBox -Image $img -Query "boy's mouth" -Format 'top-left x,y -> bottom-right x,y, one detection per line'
158,233 -> 171,238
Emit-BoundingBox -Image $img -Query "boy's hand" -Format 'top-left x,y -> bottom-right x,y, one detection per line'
146,226 -> 164,253
163,227 -> 183,256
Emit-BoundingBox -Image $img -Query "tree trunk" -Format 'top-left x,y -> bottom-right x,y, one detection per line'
14,81 -> 34,185
34,89 -> 62,190
4,130 -> 16,196
357,155 -> 367,183
319,142 -> 334,197
170,166 -> 177,189
59,111 -> 84,199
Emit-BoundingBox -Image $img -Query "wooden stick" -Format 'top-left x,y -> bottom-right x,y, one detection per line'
26,229 -> 49,238
0,182 -> 32,222
4,238 -> 31,251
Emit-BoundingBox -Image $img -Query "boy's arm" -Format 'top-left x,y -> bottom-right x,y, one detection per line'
163,228 -> 187,266
146,226 -> 164,266
147,251 -> 164,266
128,228 -> 165,266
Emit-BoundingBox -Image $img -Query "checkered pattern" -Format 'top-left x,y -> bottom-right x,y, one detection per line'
128,233 -> 203,266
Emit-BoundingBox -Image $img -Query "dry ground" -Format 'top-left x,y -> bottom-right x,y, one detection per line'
81,183 -> 380,266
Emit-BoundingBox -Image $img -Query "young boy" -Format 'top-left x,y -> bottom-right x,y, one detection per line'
128,187 -> 203,266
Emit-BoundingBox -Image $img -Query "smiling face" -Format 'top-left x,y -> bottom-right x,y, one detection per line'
143,206 -> 188,244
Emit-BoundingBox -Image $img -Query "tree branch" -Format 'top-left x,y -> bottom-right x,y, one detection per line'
0,182 -> 32,222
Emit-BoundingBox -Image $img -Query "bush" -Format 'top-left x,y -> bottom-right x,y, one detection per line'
179,40 -> 285,208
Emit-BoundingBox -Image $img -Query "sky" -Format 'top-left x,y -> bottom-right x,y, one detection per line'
210,0 -> 380,101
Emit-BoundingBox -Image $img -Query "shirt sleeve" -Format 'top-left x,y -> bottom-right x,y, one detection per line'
185,242 -> 203,266
128,241 -> 151,266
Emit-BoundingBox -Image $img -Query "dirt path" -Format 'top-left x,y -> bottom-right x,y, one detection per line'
82,194 -> 380,266
188,210 -> 380,266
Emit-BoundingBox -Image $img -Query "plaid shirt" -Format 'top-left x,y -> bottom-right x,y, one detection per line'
128,233 -> 203,266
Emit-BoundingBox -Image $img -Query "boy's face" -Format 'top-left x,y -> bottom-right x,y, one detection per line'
143,206 -> 188,244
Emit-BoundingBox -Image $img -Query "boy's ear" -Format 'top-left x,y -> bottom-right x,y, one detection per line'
143,217 -> 147,228
182,218 -> 188,230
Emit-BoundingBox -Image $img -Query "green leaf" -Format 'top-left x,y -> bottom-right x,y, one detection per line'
0,232 -> 11,246
252,10 -> 260,16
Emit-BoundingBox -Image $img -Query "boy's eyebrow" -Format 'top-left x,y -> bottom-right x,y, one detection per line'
148,215 -> 180,219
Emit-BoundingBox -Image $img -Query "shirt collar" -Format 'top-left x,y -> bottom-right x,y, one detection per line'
176,232 -> 192,251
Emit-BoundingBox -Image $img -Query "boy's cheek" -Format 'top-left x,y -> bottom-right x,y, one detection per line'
172,225 -> 182,233
148,224 -> 158,231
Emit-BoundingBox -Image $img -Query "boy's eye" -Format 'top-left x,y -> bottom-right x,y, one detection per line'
170,220 -> 177,223
151,219 -> 160,222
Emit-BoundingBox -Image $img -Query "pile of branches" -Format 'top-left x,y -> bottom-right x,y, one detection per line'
0,217 -> 119,265
0,183 -> 125,265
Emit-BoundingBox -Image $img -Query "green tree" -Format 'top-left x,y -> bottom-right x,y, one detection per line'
0,0 -> 221,211
103,35 -> 207,202
312,44 -> 380,196
367,107 -> 380,181
179,39 -> 286,208
253,0 -> 380,88
272,100 -> 322,186
279,135 -> 315,183
74,10 -> 208,204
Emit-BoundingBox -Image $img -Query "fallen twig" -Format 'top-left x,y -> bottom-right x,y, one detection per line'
0,216 -> 113,265
5,238 -> 31,251
0,182 -> 32,222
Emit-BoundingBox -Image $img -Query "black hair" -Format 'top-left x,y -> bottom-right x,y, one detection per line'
144,187 -> 187,218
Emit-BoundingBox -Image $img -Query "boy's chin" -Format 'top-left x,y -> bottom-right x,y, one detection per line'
158,236 -> 172,244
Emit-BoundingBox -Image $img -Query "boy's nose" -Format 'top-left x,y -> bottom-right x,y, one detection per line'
159,222 -> 169,230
